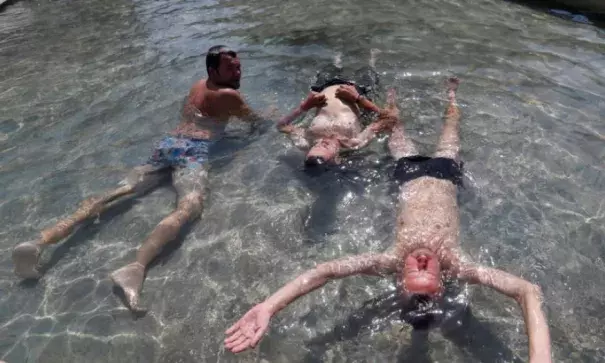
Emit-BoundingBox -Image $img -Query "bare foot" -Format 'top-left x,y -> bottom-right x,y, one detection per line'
370,48 -> 382,68
110,262 -> 146,312
12,241 -> 42,279
446,77 -> 460,102
446,76 -> 460,91
277,124 -> 294,134
386,88 -> 399,112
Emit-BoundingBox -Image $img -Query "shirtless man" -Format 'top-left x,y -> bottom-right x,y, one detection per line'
12,45 -> 268,311
277,52 -> 396,167
224,78 -> 552,362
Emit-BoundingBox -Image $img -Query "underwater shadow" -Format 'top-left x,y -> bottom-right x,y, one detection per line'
301,291 -> 524,363
146,214 -> 195,270
504,0 -> 605,28
209,121 -> 273,172
302,290 -> 402,363
38,199 -> 140,275
109,186 -> 198,319
0,0 -> 18,12
277,151 -> 390,245
438,307 -> 524,363
18,179 -> 172,288
546,321 -> 602,361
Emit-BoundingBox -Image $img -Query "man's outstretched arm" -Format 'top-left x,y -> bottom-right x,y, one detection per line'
224,253 -> 397,353
224,90 -> 326,125
458,265 -> 552,363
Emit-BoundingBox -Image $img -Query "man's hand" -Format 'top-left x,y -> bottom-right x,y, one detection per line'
373,109 -> 399,133
277,92 -> 324,127
225,303 -> 272,353
336,135 -> 355,149
366,110 -> 399,134
368,122 -> 387,134
300,92 -> 327,111
371,88 -> 400,133
277,124 -> 295,134
335,85 -> 360,104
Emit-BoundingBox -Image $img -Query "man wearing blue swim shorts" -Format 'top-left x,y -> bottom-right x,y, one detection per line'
11,45 -> 281,311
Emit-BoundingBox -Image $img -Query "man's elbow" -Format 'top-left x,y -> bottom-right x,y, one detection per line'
315,263 -> 337,280
528,283 -> 544,301
341,139 -> 361,150
517,282 -> 544,304
349,141 -> 362,150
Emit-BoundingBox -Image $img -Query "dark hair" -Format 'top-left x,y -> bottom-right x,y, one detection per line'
400,294 -> 442,330
206,45 -> 237,75
305,156 -> 326,168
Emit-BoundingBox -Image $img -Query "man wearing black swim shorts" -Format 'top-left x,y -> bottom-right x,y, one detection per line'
224,78 -> 552,363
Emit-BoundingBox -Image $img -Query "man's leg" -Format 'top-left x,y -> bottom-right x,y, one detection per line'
387,89 -> 418,159
433,77 -> 461,161
12,164 -> 170,279
110,166 -> 208,311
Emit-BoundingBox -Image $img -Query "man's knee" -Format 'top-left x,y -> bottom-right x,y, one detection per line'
178,191 -> 205,220
173,166 -> 209,197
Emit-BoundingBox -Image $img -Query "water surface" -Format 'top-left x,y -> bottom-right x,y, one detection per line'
1,0 -> 604,362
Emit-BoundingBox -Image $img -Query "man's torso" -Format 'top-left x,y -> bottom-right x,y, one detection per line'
307,85 -> 362,141
395,177 -> 460,258
172,80 -> 232,140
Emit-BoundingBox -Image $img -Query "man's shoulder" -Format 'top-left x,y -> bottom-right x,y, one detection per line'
213,88 -> 244,106
199,81 -> 240,98
215,87 -> 241,97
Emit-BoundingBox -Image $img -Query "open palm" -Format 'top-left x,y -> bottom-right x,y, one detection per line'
224,303 -> 272,353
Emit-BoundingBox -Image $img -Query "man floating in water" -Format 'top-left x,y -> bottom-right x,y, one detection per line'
225,78 -> 552,362
277,50 -> 398,168
12,45 -> 271,311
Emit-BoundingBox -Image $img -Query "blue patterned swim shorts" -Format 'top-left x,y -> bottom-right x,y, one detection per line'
147,136 -> 211,169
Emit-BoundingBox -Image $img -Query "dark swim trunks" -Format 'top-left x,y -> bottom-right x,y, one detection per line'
310,64 -> 380,100
394,156 -> 463,187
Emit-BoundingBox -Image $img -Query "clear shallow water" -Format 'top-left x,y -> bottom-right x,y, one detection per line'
1,0 -> 604,362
